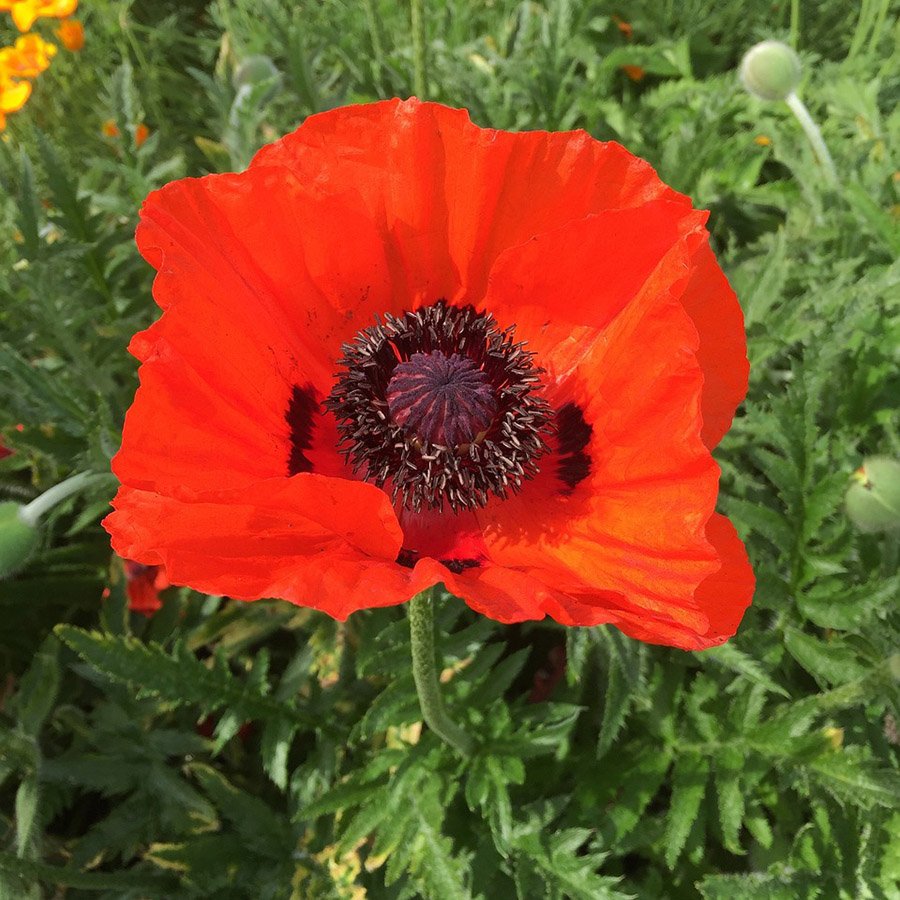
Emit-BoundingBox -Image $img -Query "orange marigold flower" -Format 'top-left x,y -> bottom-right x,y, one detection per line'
104,99 -> 754,650
56,18 -> 83,51
0,0 -> 77,32
612,15 -> 633,39
0,33 -> 57,79
621,64 -> 645,82
754,134 -> 772,146
101,118 -> 119,137
134,122 -> 149,147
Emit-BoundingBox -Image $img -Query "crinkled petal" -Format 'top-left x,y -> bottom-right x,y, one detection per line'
679,242 -> 749,448
104,476 -> 424,620
252,98 -> 683,305
481,199 -> 708,382
477,228 -> 729,643
119,167 -> 402,494
607,515 -> 755,649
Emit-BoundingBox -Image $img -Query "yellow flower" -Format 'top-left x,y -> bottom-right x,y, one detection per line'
0,70 -> 31,131
101,118 -> 119,138
0,33 -> 57,79
754,134 -> 772,147
0,0 -> 77,32
56,18 -> 83,51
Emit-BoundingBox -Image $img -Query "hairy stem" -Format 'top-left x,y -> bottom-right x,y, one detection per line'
410,0 -> 427,98
20,472 -> 109,527
408,588 -> 474,756
785,91 -> 839,188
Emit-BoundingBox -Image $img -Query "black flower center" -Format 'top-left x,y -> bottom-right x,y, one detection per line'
386,351 -> 497,447
326,301 -> 553,512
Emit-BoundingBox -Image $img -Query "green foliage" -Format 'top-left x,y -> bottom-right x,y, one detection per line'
1,0 -> 899,897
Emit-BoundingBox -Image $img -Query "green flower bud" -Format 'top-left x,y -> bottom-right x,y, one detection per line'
845,456 -> 900,534
0,501 -> 39,577
890,653 -> 900,682
233,54 -> 280,91
739,40 -> 802,101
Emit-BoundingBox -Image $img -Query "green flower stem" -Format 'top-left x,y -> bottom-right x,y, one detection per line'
410,0 -> 427,98
19,472 -> 109,528
362,0 -> 386,72
785,91 -> 839,188
408,588 -> 474,756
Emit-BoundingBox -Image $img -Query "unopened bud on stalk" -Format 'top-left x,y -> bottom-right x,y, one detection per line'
0,501 -> 39,577
845,457 -> 900,533
233,54 -> 280,91
739,40 -> 802,102
739,40 -> 838,186
0,471 -> 108,577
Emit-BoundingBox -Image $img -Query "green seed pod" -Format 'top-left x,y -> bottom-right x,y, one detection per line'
232,54 -> 280,91
845,456 -> 900,534
739,40 -> 802,101
0,501 -> 39,577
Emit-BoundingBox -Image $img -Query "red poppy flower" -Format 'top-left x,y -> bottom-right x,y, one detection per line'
124,559 -> 169,615
104,99 -> 753,650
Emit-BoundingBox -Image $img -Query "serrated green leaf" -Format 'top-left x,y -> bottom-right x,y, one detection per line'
15,635 -> 60,736
565,628 -> 593,684
353,675 -> 421,741
0,850 -> 175,893
597,645 -> 633,758
16,150 -> 41,260
336,790 -> 392,855
665,752 -> 709,868
54,626 -> 324,734
806,750 -> 900,809
260,717 -> 297,790
698,870 -> 822,899
699,643 -> 789,698
189,763 -> 291,854
797,577 -> 899,630
783,629 -> 869,686
715,746 -> 745,854
14,777 -> 40,860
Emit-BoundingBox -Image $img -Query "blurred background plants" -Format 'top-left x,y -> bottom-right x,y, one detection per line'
0,0 -> 898,897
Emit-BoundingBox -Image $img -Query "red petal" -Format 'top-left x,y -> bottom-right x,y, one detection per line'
679,241 -> 749,448
125,566 -> 163,615
103,476 -> 426,620
440,561 -> 623,626
478,231 -> 724,641
607,515 -> 755,649
120,167 -> 400,493
135,167 -> 397,395
252,99 -> 681,305
481,199 -> 707,379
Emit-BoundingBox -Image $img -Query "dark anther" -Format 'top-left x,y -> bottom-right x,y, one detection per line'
396,549 -> 418,569
556,402 -> 592,492
395,549 -> 481,575
326,301 -> 553,512
441,558 -> 482,574
286,384 -> 319,475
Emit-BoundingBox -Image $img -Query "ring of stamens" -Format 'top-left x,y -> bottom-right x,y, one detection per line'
326,301 -> 553,512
